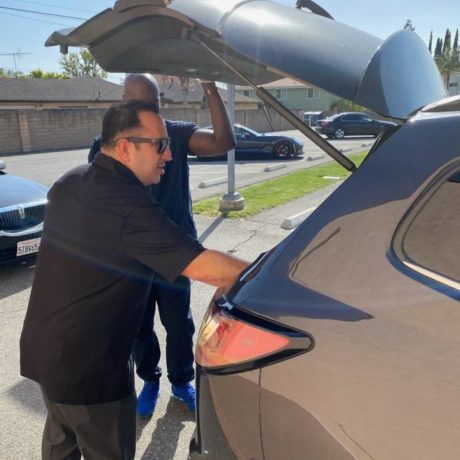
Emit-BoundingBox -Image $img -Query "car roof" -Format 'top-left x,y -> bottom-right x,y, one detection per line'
46,0 -> 446,120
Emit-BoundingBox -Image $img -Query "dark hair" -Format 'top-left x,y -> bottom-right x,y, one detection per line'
101,100 -> 159,147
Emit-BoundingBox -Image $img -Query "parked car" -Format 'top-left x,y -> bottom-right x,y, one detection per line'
235,124 -> 303,159
198,124 -> 303,160
318,112 -> 398,139
303,111 -> 323,127
0,160 -> 48,265
47,2 -> 458,459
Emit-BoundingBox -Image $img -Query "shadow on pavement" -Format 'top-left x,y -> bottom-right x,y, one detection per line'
198,216 -> 226,244
0,259 -> 36,300
7,378 -> 46,416
137,398 -> 194,460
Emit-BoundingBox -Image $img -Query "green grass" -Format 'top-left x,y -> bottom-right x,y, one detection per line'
193,151 -> 368,218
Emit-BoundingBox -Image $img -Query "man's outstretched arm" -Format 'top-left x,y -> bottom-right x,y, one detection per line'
188,82 -> 235,157
182,249 -> 249,292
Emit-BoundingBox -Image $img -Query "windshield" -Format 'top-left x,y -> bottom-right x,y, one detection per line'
236,125 -> 260,136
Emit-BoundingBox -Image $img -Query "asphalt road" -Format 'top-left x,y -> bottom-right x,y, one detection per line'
0,132 -> 373,459
2,132 -> 373,201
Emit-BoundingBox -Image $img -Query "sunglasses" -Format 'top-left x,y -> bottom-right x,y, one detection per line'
113,136 -> 171,154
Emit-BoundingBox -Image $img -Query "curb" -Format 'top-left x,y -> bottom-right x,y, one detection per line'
281,207 -> 316,230
306,153 -> 325,161
198,177 -> 228,188
264,163 -> 288,172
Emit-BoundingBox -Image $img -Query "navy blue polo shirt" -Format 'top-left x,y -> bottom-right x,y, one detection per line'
20,154 -> 204,404
89,120 -> 198,238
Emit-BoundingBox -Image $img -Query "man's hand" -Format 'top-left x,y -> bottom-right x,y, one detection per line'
200,81 -> 219,96
182,249 -> 249,292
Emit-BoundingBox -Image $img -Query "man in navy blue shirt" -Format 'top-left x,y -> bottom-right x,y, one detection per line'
89,74 -> 234,416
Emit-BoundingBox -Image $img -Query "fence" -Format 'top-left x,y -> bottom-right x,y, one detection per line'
0,107 -> 304,155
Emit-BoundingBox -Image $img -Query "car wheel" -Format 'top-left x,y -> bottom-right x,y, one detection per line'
273,141 -> 293,159
333,128 -> 345,139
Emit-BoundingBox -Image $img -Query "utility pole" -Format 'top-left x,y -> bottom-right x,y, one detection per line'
219,83 -> 245,212
0,52 -> 31,76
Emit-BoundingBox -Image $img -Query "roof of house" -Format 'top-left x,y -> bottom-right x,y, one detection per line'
0,76 -> 123,102
236,77 -> 313,90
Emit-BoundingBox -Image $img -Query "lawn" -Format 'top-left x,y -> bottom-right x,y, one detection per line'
193,151 -> 368,218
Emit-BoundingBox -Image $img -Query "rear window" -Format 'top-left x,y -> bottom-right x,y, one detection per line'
393,166 -> 460,290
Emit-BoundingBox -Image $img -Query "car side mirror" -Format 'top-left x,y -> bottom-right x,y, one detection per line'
0,160 -> 5,170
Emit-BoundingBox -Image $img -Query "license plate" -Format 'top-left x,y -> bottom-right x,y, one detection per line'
16,238 -> 41,257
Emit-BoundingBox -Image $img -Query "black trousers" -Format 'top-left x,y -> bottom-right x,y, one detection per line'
41,389 -> 136,460
133,275 -> 195,386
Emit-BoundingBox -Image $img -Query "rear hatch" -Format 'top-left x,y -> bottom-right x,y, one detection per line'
46,0 -> 446,120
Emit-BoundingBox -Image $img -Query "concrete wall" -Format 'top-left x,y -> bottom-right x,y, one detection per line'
0,107 -> 304,154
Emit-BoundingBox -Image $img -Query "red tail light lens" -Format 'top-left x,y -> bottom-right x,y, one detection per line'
196,300 -> 313,374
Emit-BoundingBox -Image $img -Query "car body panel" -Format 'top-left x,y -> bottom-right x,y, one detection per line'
214,112 -> 460,458
199,124 -> 303,160
46,0 -> 446,119
0,171 -> 48,264
0,173 -> 48,208
191,370 -> 262,460
319,112 -> 397,138
234,125 -> 303,156
230,112 -> 460,326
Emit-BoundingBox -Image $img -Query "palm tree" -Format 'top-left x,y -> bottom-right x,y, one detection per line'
435,49 -> 460,88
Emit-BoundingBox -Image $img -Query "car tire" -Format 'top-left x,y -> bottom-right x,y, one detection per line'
333,128 -> 345,139
273,141 -> 293,159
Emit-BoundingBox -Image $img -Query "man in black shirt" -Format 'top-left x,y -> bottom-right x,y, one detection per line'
89,74 -> 233,416
20,101 -> 248,460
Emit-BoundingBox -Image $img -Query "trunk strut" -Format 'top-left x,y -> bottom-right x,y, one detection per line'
200,41 -> 357,173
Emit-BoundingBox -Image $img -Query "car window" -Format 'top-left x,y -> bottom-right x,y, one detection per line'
342,114 -> 361,122
393,166 -> 460,290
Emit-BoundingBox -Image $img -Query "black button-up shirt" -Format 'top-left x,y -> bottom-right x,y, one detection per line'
20,154 -> 204,404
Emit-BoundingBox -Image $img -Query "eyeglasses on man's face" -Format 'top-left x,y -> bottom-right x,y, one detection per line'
112,136 -> 171,154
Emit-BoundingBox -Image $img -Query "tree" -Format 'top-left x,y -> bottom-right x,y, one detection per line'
404,19 -> 415,31
330,98 -> 366,113
0,67 -> 23,78
59,49 -> 108,79
434,38 -> 443,57
428,31 -> 433,55
442,29 -> 451,53
435,48 -> 460,87
430,28 -> 460,88
28,69 -> 67,79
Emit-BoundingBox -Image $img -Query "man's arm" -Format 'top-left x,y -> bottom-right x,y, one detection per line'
182,249 -> 249,292
188,82 -> 236,157
88,136 -> 102,163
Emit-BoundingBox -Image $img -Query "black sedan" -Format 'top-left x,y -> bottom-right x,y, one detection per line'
318,112 -> 397,139
199,124 -> 303,160
0,160 -> 48,264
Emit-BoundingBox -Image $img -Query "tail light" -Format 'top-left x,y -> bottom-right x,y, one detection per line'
196,296 -> 314,375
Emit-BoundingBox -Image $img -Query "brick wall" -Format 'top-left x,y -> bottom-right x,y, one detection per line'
0,111 -> 21,153
0,107 -> 304,154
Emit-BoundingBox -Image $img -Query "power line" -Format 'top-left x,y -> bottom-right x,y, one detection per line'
0,10 -> 71,26
8,0 -> 98,14
0,6 -> 86,20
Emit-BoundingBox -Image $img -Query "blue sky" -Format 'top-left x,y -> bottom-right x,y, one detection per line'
0,0 -> 458,81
